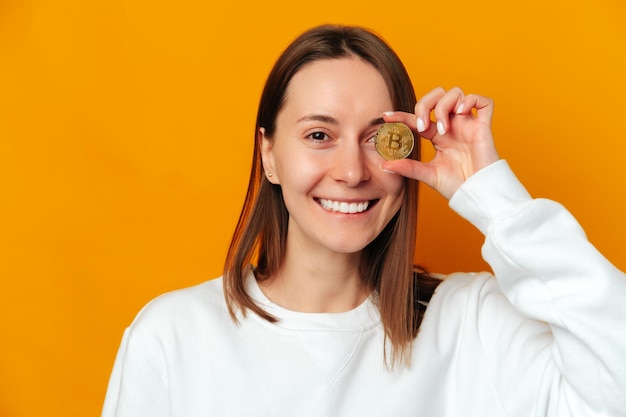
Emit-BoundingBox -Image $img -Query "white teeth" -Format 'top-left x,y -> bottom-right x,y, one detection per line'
319,199 -> 370,213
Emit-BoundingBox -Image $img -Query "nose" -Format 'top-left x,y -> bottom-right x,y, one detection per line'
330,140 -> 370,187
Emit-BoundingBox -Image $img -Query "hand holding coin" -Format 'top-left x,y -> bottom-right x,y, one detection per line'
379,88 -> 499,200
375,122 -> 414,160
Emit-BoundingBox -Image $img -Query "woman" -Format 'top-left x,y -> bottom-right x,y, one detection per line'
102,25 -> 626,417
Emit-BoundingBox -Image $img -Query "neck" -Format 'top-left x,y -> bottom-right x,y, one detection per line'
258,237 -> 369,314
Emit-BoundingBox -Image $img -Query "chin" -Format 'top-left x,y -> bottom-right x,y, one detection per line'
323,236 -> 377,255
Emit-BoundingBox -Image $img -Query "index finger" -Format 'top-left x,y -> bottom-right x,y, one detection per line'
382,110 -> 437,140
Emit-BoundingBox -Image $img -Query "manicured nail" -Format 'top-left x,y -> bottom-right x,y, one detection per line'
383,111 -> 395,116
416,117 -> 425,132
437,120 -> 446,135
379,164 -> 396,174
456,103 -> 465,114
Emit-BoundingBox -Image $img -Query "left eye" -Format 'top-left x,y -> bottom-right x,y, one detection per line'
308,132 -> 328,141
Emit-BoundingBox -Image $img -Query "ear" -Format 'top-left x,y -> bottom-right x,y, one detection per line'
259,127 -> 280,184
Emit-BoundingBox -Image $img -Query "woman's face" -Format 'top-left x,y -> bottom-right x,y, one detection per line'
261,57 -> 404,256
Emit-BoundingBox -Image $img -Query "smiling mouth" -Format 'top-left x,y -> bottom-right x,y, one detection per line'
316,198 -> 377,214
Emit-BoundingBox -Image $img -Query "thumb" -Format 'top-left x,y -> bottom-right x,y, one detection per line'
380,159 -> 436,186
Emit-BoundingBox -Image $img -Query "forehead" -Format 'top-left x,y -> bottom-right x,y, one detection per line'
281,57 -> 393,118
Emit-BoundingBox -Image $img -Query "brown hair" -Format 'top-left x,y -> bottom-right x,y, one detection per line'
223,24 -> 440,367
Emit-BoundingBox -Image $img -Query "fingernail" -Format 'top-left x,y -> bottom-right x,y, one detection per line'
456,103 -> 465,114
416,117 -> 425,132
437,120 -> 446,135
383,111 -> 395,116
379,164 -> 396,174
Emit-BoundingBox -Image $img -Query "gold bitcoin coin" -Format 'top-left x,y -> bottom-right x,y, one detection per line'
374,122 -> 414,160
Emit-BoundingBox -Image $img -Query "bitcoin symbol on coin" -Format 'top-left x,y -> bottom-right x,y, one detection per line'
375,122 -> 414,160
387,132 -> 402,149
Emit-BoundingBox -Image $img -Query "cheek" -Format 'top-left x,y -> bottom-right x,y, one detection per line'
386,178 -> 406,213
383,172 -> 405,199
274,150 -> 323,192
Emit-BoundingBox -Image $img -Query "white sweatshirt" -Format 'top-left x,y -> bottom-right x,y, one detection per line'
101,160 -> 626,417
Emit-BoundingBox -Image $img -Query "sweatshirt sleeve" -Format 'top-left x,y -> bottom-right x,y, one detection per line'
449,159 -> 626,416
101,327 -> 170,417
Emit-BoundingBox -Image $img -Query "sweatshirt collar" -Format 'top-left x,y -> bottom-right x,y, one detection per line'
245,270 -> 380,332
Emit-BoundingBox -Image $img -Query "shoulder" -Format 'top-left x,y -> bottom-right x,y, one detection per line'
425,270 -> 534,340
426,271 -> 514,320
127,277 -> 229,341
137,277 -> 225,317
432,271 -> 495,302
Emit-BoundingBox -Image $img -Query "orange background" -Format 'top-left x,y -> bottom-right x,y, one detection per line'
1,0 -> 625,415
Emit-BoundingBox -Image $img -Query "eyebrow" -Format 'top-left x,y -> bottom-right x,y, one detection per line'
297,114 -> 385,126
297,114 -> 338,125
